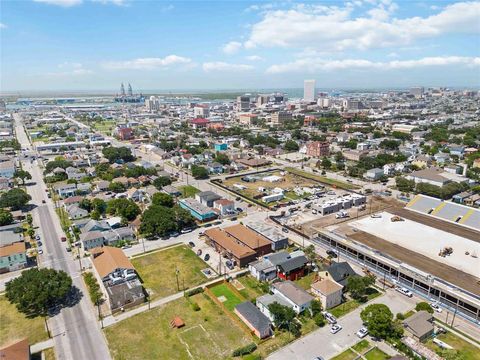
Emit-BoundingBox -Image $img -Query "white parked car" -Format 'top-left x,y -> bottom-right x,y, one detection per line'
330,324 -> 342,334
356,327 -> 368,338
430,302 -> 442,313
395,286 -> 413,297
322,311 -> 337,324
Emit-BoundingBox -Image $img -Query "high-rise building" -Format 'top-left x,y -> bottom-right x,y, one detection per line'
194,104 -> 210,118
304,80 -> 316,103
127,83 -> 133,97
256,94 -> 269,107
410,86 -> 424,98
237,96 -> 250,112
120,83 -> 125,96
271,111 -> 292,125
145,96 -> 160,112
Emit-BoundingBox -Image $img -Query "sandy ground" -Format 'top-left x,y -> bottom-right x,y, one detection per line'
348,212 -> 480,278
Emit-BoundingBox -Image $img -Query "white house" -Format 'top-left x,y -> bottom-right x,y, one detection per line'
271,281 -> 314,314
311,278 -> 343,310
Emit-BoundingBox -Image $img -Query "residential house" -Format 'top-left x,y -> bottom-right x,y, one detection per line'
323,262 -> 356,287
276,255 -> 308,281
256,293 -> 293,322
213,199 -> 235,216
80,231 -> 105,250
195,191 -> 222,207
0,160 -> 15,179
162,185 -> 181,197
311,277 -> 343,309
412,155 -> 433,169
214,143 -> 228,151
53,183 -> 77,198
406,168 -> 450,187
0,338 -> 31,360
234,301 -> 273,339
271,281 -> 313,314
364,168 -> 384,181
91,246 -> 145,312
403,311 -> 434,341
66,204 -> 89,220
0,242 -> 27,273
82,219 -> 111,233
65,166 -> 84,181
207,162 -> 224,174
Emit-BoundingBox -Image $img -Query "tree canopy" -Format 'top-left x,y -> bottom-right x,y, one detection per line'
6,268 -> 72,318
346,275 -> 375,300
106,198 -> 140,221
0,209 -> 13,226
140,204 -> 195,237
415,302 -> 434,314
153,176 -> 172,190
102,146 -> 135,164
268,302 -> 301,337
45,157 -> 72,173
191,165 -> 209,179
14,170 -> 32,185
284,140 -> 300,152
360,304 -> 400,340
0,188 -> 31,210
152,193 -> 175,208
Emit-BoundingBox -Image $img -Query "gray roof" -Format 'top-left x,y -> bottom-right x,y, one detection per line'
234,301 -> 272,334
180,198 -> 215,216
272,281 -> 314,306
256,293 -> 292,309
403,311 -> 434,338
264,251 -> 291,266
327,262 -> 356,286
277,255 -> 308,273
249,259 -> 276,273
196,191 -> 221,202
246,221 -> 288,243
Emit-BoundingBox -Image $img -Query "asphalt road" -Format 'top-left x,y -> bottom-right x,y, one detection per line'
14,114 -> 111,360
267,288 -> 417,360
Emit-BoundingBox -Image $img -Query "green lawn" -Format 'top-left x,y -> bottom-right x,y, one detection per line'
425,331 -> 480,360
364,347 -> 390,360
104,293 -> 251,360
330,288 -> 382,318
178,185 -> 200,198
294,272 -> 316,290
131,246 -> 209,300
0,295 -> 48,346
352,339 -> 371,354
236,276 -> 268,301
331,349 -> 358,360
210,283 -> 243,311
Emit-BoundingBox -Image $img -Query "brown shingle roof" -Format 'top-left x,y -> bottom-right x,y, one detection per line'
0,242 -> 26,257
311,278 -> 343,295
204,228 -> 256,259
0,338 -> 30,360
92,246 -> 135,278
224,224 -> 271,250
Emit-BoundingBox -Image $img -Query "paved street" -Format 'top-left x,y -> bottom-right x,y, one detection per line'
14,114 -> 112,360
268,288 -> 417,360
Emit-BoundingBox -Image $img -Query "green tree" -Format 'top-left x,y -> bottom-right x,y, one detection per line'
346,275 -> 375,301
395,176 -> 415,192
321,157 -> 332,169
304,245 -> 317,266
6,268 -> 73,336
152,193 -> 174,207
268,302 -> 300,337
106,198 -> 140,221
153,176 -> 172,190
284,140 -> 300,152
0,209 -> 13,226
102,146 -> 135,164
45,158 -> 72,173
108,182 -> 126,193
215,152 -> 231,165
14,169 -> 32,185
360,304 -> 395,340
92,198 -> 107,214
191,165 -> 209,179
79,199 -> 92,212
310,299 -> 322,316
0,188 -> 31,210
415,302 -> 434,314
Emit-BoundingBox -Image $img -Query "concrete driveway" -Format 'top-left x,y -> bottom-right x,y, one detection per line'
267,288 -> 417,360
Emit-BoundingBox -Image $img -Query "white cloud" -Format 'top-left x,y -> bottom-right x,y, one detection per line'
91,0 -> 127,5
222,41 -> 242,55
0,23 -> 7,29
244,1 -> 480,51
33,0 -> 83,7
49,62 -> 93,76
102,55 -> 193,70
266,56 -> 480,73
245,55 -> 264,61
202,62 -> 254,72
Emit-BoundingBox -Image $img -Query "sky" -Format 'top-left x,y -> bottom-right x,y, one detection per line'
1,0 -> 479,92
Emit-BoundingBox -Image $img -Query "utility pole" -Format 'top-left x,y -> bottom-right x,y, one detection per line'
451,302 -> 458,327
175,268 -> 180,291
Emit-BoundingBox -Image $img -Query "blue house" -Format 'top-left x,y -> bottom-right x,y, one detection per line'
208,162 -> 224,174
179,198 -> 217,222
214,143 -> 228,151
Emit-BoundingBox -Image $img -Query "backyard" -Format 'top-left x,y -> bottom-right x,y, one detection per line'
332,340 -> 388,360
131,245 -> 210,299
330,288 -> 382,318
209,283 -> 243,311
425,331 -> 480,360
0,295 -> 48,346
178,185 -> 200,198
104,293 -> 251,360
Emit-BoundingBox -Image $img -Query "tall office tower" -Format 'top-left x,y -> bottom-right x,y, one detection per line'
304,80 -> 316,103
145,96 -> 160,112
120,83 -> 125,96
237,95 -> 250,111
128,83 -> 133,96
256,94 -> 269,107
410,86 -> 424,98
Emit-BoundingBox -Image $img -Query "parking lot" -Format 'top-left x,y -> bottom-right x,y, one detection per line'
267,288 -> 417,360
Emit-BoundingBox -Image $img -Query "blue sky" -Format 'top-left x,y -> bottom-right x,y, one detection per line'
1,0 -> 479,91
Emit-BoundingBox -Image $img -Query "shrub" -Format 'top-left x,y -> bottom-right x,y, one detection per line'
415,302 -> 434,314
396,312 -> 405,320
185,287 -> 204,297
191,302 -> 200,311
232,343 -> 257,357
314,313 -> 326,327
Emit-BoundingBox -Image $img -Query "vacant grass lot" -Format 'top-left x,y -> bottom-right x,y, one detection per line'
178,185 -> 200,198
104,293 -> 251,360
210,283 -> 243,311
236,275 -> 268,301
0,295 -> 48,346
425,331 -> 480,360
331,348 -> 358,360
364,347 -> 390,360
132,246 -> 209,299
330,288 -> 382,318
352,339 -> 371,354
285,167 -> 360,190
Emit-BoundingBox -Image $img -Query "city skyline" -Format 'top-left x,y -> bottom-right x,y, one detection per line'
1,0 -> 480,91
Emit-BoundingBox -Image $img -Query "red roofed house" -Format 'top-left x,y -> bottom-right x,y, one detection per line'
116,127 -> 134,140
306,141 -> 330,158
190,118 -> 209,129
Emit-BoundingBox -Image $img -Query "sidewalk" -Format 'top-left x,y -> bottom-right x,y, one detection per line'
30,339 -> 54,354
102,269 -> 248,328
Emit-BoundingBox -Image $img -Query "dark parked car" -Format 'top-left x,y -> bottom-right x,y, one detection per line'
225,260 -> 234,270
204,254 -> 210,261
326,249 -> 338,258
282,227 -> 289,233
196,249 -> 202,256
188,241 -> 195,248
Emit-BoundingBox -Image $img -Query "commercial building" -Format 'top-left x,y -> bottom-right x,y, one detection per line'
304,80 -> 316,103
238,113 -> 258,126
204,227 -> 257,267
245,221 -> 288,250
306,141 -> 330,158
179,198 -> 217,222
193,104 -> 210,118
237,96 -> 250,112
271,112 -> 292,125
